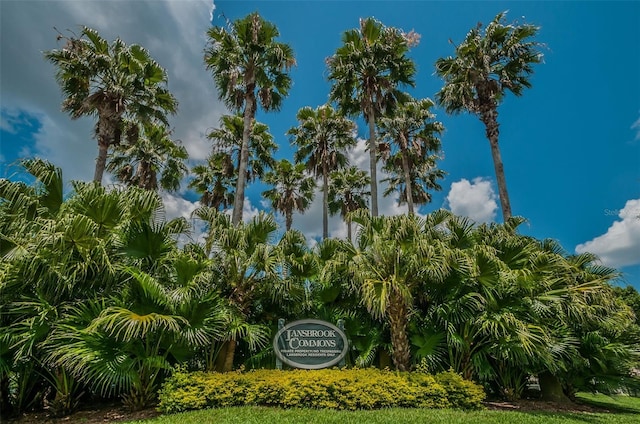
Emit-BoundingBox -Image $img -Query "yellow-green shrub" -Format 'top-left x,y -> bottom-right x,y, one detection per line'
158,368 -> 485,413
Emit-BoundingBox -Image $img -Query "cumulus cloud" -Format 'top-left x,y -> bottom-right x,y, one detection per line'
445,177 -> 498,223
575,199 -> 640,268
0,0 -> 223,182
162,192 -> 200,222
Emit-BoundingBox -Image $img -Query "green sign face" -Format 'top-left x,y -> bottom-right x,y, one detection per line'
273,319 -> 348,369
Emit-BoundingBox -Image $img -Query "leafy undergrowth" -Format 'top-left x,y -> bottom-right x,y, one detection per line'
157,368 -> 485,413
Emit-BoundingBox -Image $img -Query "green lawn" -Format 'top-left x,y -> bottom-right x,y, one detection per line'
124,394 -> 640,424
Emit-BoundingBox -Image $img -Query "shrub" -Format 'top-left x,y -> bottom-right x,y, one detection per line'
157,368 -> 485,413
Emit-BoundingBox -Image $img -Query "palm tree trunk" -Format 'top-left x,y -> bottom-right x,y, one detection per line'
322,163 -> 329,239
286,210 -> 293,231
94,114 -> 113,185
94,140 -> 109,185
399,135 -> 414,215
347,217 -> 352,241
222,339 -> 236,372
539,371 -> 570,403
480,106 -> 512,221
388,291 -> 410,371
367,109 -> 379,217
233,85 -> 255,226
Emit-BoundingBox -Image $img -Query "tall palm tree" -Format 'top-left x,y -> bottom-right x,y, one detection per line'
262,159 -> 316,231
189,152 -> 236,210
378,97 -> 444,214
288,104 -> 355,239
205,12 -> 295,225
45,27 -> 178,185
207,114 -> 277,188
327,166 -> 370,241
107,122 -> 188,192
381,152 -> 445,212
327,17 -> 417,217
435,11 -> 543,221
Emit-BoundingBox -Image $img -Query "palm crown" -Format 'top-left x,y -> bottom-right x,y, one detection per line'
327,17 -> 416,217
262,160 -> 316,231
45,27 -> 177,184
205,12 -> 295,225
435,12 -> 543,221
378,96 -> 444,214
288,104 -> 356,239
435,12 -> 542,115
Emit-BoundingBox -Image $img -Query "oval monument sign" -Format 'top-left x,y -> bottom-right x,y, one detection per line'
273,319 -> 348,369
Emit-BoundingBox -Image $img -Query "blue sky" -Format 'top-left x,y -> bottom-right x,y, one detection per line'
1,1 -> 639,288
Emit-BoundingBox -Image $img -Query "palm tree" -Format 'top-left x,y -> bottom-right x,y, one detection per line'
45,27 -> 177,185
378,97 -> 444,214
0,162 -> 174,412
324,210 -> 452,371
381,152 -> 445,211
207,114 -> 277,188
107,122 -> 188,191
205,12 -> 295,225
327,166 -> 370,241
327,17 -> 417,217
45,252 -> 232,410
288,105 -> 355,238
435,11 -> 543,221
262,160 -> 316,231
189,152 -> 236,210
191,209 -> 291,371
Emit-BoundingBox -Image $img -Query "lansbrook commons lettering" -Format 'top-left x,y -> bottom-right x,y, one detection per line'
284,329 -> 338,349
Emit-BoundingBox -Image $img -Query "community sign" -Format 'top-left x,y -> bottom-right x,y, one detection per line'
273,319 -> 348,369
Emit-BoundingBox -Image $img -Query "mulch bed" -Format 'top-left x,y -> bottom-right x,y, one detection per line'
3,402 -> 161,424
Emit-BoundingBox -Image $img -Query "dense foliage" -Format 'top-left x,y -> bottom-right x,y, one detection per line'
157,368 -> 485,413
1,10 -> 638,421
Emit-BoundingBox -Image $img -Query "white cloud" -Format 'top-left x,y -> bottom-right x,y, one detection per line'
575,199 -> 640,268
162,192 -> 200,222
632,115 -> 640,140
445,177 -> 498,223
242,197 -> 261,223
0,0 -> 224,182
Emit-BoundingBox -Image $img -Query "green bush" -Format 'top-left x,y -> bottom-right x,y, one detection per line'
157,368 -> 485,413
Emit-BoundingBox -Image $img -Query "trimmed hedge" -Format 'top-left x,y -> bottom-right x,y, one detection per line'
158,368 -> 485,413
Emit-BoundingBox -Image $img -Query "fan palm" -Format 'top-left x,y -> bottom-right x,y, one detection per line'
382,152 -> 445,211
328,17 -> 417,217
45,27 -> 177,184
378,97 -> 444,214
435,11 -> 543,220
189,152 -> 236,210
324,210 -> 452,371
327,166 -> 370,241
206,114 -> 277,189
191,208 -> 288,371
205,12 -> 295,225
44,254 -> 231,410
288,104 -> 355,238
0,163 -> 150,413
107,122 -> 188,191
262,159 -> 316,231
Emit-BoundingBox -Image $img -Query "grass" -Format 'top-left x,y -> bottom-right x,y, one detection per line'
576,392 -> 640,414
123,394 -> 640,424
